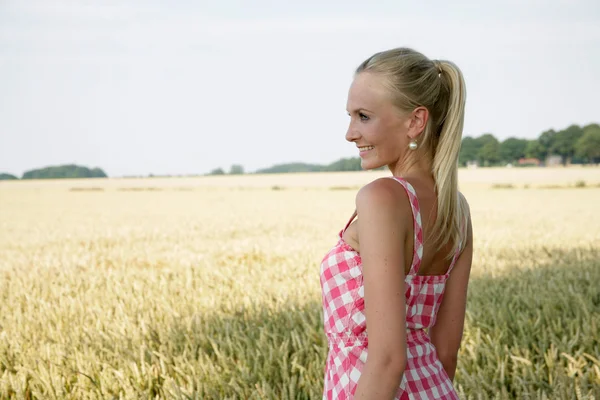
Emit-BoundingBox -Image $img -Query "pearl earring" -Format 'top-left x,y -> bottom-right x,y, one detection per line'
409,140 -> 418,150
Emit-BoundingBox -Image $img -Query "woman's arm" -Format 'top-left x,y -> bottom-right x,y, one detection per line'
353,178 -> 412,400
429,201 -> 473,380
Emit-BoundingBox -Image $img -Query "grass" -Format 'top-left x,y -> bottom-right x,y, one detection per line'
491,183 -> 515,189
328,186 -> 361,191
1,170 -> 600,399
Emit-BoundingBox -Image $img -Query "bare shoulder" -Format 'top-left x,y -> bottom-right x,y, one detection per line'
457,191 -> 472,220
344,178 -> 413,253
356,177 -> 411,215
456,191 -> 473,257
458,191 -> 471,209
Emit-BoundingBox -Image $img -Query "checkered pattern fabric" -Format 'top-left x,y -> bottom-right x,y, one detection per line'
320,177 -> 461,399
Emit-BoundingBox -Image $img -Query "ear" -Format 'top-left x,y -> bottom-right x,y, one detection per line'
407,106 -> 429,139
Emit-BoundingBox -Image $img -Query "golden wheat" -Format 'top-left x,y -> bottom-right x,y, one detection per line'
1,168 -> 599,399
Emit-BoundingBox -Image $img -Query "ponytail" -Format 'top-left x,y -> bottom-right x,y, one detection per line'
430,60 -> 469,259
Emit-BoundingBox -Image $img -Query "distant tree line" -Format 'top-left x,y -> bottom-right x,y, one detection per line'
3,123 -> 598,180
220,122 -> 599,174
0,173 -> 18,180
0,164 -> 107,180
459,123 -> 600,167
207,164 -> 246,175
251,158 -> 367,174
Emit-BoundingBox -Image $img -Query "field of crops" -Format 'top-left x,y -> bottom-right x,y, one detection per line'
1,167 -> 599,399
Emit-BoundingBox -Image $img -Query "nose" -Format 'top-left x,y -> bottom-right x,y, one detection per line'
345,121 -> 360,143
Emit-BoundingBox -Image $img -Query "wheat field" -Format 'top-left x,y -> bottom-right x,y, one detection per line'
1,167 -> 599,399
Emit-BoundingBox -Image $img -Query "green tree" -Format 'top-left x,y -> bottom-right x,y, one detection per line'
478,142 -> 500,165
475,134 -> 500,165
324,157 -> 362,171
551,125 -> 584,165
459,137 -> 480,166
208,167 -> 225,175
90,168 -> 106,178
229,164 -> 245,175
499,137 -> 528,163
524,139 -> 545,160
537,129 -> 557,160
575,125 -> 600,163
254,157 -> 368,173
583,123 -> 600,131
255,163 -> 324,173
0,173 -> 18,180
22,164 -> 107,179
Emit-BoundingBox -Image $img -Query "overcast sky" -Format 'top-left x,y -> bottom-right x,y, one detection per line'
1,1 -> 599,177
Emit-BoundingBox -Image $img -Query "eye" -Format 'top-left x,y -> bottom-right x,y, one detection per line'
359,112 -> 369,121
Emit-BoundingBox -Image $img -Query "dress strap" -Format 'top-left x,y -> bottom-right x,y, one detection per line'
390,177 -> 423,275
341,210 -> 357,235
446,247 -> 460,275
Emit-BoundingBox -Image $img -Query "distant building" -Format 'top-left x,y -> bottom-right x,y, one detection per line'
466,160 -> 479,169
545,155 -> 563,167
518,158 -> 541,166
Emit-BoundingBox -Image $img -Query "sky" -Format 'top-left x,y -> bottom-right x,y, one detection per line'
1,1 -> 599,177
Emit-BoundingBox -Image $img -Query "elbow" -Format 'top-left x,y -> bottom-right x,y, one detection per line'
432,339 -> 460,367
369,353 -> 407,377
436,350 -> 458,377
436,346 -> 458,364
390,355 -> 407,376
438,352 -> 457,367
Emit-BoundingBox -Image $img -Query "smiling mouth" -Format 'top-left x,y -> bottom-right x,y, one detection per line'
358,146 -> 374,152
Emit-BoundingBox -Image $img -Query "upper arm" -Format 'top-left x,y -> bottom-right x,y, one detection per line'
429,196 -> 473,359
356,179 -> 412,367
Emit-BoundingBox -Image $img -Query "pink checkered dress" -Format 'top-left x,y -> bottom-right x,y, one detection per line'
320,177 -> 461,399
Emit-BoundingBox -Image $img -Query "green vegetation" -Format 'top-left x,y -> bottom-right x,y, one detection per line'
0,173 -> 18,180
576,124 -> 600,163
251,122 -> 600,174
255,158 -> 366,174
22,164 -> 107,179
256,162 -> 325,173
229,164 -> 245,175
4,123 -> 599,180
461,123 -> 600,167
9,164 -> 108,180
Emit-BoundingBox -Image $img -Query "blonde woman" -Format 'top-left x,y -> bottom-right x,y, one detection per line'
320,48 -> 473,399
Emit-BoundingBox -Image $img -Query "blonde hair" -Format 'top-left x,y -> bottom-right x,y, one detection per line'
356,47 -> 468,259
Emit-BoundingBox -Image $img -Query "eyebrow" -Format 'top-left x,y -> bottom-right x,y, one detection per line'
347,108 -> 374,114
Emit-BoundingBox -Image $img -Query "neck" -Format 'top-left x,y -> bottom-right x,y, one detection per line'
388,151 -> 434,183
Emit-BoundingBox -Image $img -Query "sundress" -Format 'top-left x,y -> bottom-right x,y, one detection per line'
320,177 -> 461,399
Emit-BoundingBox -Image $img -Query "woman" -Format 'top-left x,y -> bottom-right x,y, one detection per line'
320,47 -> 473,399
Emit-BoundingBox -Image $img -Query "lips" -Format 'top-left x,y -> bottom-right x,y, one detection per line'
358,146 -> 374,152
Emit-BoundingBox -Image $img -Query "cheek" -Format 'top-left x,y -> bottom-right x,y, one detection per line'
364,123 -> 385,143
372,125 -> 394,147
372,124 -> 402,157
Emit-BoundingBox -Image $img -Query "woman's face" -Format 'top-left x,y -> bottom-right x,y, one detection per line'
345,72 -> 411,171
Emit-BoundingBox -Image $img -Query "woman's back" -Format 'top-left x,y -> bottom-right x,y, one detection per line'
320,177 -> 467,399
342,176 -> 464,277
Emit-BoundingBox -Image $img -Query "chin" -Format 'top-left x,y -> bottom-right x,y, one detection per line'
361,159 -> 385,171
